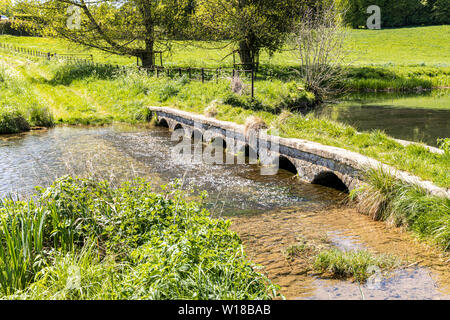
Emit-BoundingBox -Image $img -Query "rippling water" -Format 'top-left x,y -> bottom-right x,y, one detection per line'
0,125 -> 340,214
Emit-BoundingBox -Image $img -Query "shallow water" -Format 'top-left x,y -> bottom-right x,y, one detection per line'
315,90 -> 450,146
0,125 -> 449,299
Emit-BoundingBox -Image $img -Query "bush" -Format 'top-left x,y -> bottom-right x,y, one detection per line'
0,177 -> 276,299
343,0 -> 450,28
28,105 -> 54,128
0,108 -> 30,134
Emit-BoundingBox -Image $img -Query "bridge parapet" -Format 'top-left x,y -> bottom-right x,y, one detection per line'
150,106 -> 449,198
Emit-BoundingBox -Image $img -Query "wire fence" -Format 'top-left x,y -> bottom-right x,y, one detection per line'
0,42 -> 256,97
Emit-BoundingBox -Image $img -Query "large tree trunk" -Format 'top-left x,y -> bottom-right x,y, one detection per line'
141,39 -> 155,68
238,40 -> 253,69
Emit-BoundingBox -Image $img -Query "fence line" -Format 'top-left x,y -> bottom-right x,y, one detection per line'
0,42 -> 256,97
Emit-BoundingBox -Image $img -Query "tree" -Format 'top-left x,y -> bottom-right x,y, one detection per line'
0,0 -> 13,18
0,0 -> 12,16
195,0 -> 304,68
18,0 -> 193,68
294,0 -> 350,100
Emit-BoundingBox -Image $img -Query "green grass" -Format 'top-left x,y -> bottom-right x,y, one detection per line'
0,176 -> 277,299
351,167 -> 450,251
0,61 -> 54,133
344,26 -> 450,66
314,248 -> 399,282
1,25 -> 449,91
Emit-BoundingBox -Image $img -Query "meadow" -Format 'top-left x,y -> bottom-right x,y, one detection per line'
1,25 -> 449,89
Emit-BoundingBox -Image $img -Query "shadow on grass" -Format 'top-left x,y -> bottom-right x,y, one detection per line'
48,63 -> 119,86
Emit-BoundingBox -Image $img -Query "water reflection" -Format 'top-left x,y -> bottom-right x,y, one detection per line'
316,90 -> 450,146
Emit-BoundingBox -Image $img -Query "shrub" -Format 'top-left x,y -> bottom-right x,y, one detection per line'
0,108 -> 30,134
28,105 -> 54,127
0,177 -> 277,299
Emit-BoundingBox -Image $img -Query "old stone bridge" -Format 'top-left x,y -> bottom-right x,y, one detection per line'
148,106 -> 449,198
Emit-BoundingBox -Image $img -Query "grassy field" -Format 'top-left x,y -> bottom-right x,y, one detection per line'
1,26 -> 449,67
1,25 -> 449,89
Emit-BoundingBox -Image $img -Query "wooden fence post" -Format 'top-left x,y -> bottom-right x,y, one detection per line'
251,68 -> 254,98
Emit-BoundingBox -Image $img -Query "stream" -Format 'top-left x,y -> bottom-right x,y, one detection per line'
0,125 -> 449,299
315,90 -> 450,147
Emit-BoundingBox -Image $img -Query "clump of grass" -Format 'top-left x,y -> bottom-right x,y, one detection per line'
244,115 -> 268,137
438,138 -> 450,155
50,62 -> 118,85
204,100 -> 220,118
0,108 -> 30,134
314,248 -> 398,282
28,105 -> 54,128
282,237 -> 317,261
351,167 -> 450,251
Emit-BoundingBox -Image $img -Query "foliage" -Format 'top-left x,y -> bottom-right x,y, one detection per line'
0,107 -> 30,133
0,176 -> 277,299
314,248 -> 398,282
438,138 -> 450,155
342,0 -> 450,28
16,0 -> 194,68
350,167 -> 450,251
192,0 -> 305,66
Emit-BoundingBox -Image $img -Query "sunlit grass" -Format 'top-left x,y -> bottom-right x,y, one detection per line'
1,177 -> 277,299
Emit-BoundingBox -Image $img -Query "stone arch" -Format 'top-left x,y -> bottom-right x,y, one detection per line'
191,129 -> 204,142
211,137 -> 227,149
278,156 -> 298,174
311,171 -> 349,192
157,117 -> 169,128
174,123 -> 184,131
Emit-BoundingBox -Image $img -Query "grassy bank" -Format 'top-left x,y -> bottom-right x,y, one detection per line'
0,176 -> 276,299
351,168 -> 450,251
0,61 -> 54,133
